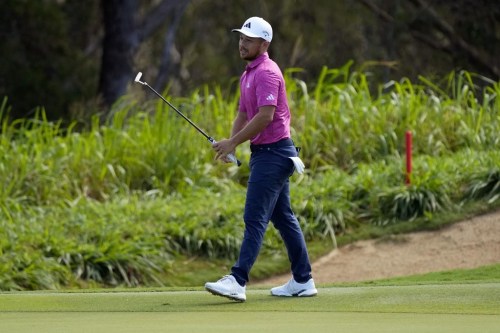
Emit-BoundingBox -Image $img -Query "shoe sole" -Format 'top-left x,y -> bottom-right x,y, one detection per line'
271,289 -> 318,297
205,286 -> 246,302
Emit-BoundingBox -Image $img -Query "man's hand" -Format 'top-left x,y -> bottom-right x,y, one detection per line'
212,138 -> 237,163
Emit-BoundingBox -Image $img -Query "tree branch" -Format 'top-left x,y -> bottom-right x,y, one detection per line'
359,0 -> 499,78
137,0 -> 184,42
357,0 -> 395,23
410,30 -> 451,53
409,0 -> 499,77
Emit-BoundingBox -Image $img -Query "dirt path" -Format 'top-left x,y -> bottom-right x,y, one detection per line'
257,210 -> 500,286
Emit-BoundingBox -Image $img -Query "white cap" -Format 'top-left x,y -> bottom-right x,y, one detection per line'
232,17 -> 273,42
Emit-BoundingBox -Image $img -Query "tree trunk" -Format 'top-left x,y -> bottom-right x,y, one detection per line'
154,0 -> 190,92
98,0 -> 138,108
98,0 -> 191,108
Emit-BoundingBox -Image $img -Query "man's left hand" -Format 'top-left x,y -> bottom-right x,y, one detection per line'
212,139 -> 237,163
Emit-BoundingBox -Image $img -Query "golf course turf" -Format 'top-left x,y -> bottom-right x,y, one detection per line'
1,283 -> 499,333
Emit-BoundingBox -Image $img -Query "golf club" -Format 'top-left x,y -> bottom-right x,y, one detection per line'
134,72 -> 241,166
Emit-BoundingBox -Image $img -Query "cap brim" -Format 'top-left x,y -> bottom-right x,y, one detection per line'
232,28 -> 262,39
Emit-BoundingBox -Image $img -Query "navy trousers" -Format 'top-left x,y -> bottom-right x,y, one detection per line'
231,140 -> 313,285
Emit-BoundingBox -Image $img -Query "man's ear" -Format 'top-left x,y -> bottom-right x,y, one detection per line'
261,40 -> 270,51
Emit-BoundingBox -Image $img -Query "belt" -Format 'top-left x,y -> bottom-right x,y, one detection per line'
250,138 -> 294,152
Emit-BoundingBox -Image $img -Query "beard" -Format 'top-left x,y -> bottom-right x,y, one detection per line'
243,54 -> 258,61
240,48 -> 259,61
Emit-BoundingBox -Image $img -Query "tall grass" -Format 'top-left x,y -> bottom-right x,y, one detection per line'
287,66 -> 500,169
0,66 -> 499,289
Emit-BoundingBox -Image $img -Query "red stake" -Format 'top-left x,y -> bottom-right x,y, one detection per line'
406,131 -> 412,185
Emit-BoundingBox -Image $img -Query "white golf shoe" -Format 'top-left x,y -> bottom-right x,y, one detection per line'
205,275 -> 246,302
270,277 -> 318,297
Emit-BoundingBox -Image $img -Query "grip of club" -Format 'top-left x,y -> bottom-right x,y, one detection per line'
210,138 -> 241,167
227,153 -> 242,167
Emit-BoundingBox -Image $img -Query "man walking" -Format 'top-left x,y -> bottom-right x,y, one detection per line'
205,17 -> 317,302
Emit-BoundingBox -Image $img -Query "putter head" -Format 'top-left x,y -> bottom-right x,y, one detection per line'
134,72 -> 145,85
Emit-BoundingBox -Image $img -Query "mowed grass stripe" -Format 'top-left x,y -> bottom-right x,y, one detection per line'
1,283 -> 498,315
1,312 -> 500,333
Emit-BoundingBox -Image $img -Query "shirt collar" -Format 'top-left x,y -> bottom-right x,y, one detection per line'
246,52 -> 269,71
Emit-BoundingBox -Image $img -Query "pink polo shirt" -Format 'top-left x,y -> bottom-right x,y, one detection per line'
238,52 -> 291,145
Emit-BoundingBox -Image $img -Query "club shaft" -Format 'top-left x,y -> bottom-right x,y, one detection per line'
139,79 -> 241,167
143,83 -> 211,140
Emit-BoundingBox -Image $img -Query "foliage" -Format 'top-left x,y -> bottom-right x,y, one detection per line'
288,67 -> 500,170
0,68 -> 499,290
463,169 -> 500,204
1,0 -> 499,117
0,0 -> 98,119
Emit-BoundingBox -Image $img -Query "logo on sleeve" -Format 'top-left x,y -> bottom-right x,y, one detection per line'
266,94 -> 275,101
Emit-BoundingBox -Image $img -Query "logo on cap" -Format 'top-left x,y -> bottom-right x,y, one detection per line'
244,22 -> 251,28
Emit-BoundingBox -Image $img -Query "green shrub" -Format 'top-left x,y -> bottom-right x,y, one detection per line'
1,67 -> 499,289
463,169 -> 500,204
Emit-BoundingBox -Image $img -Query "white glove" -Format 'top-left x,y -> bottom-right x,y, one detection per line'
289,157 -> 305,174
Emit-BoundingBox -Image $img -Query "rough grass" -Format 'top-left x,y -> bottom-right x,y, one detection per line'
1,68 -> 499,290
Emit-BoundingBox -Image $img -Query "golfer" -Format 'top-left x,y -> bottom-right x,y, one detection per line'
205,17 -> 317,301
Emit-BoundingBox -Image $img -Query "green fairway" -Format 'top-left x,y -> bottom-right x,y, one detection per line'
1,283 -> 499,333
